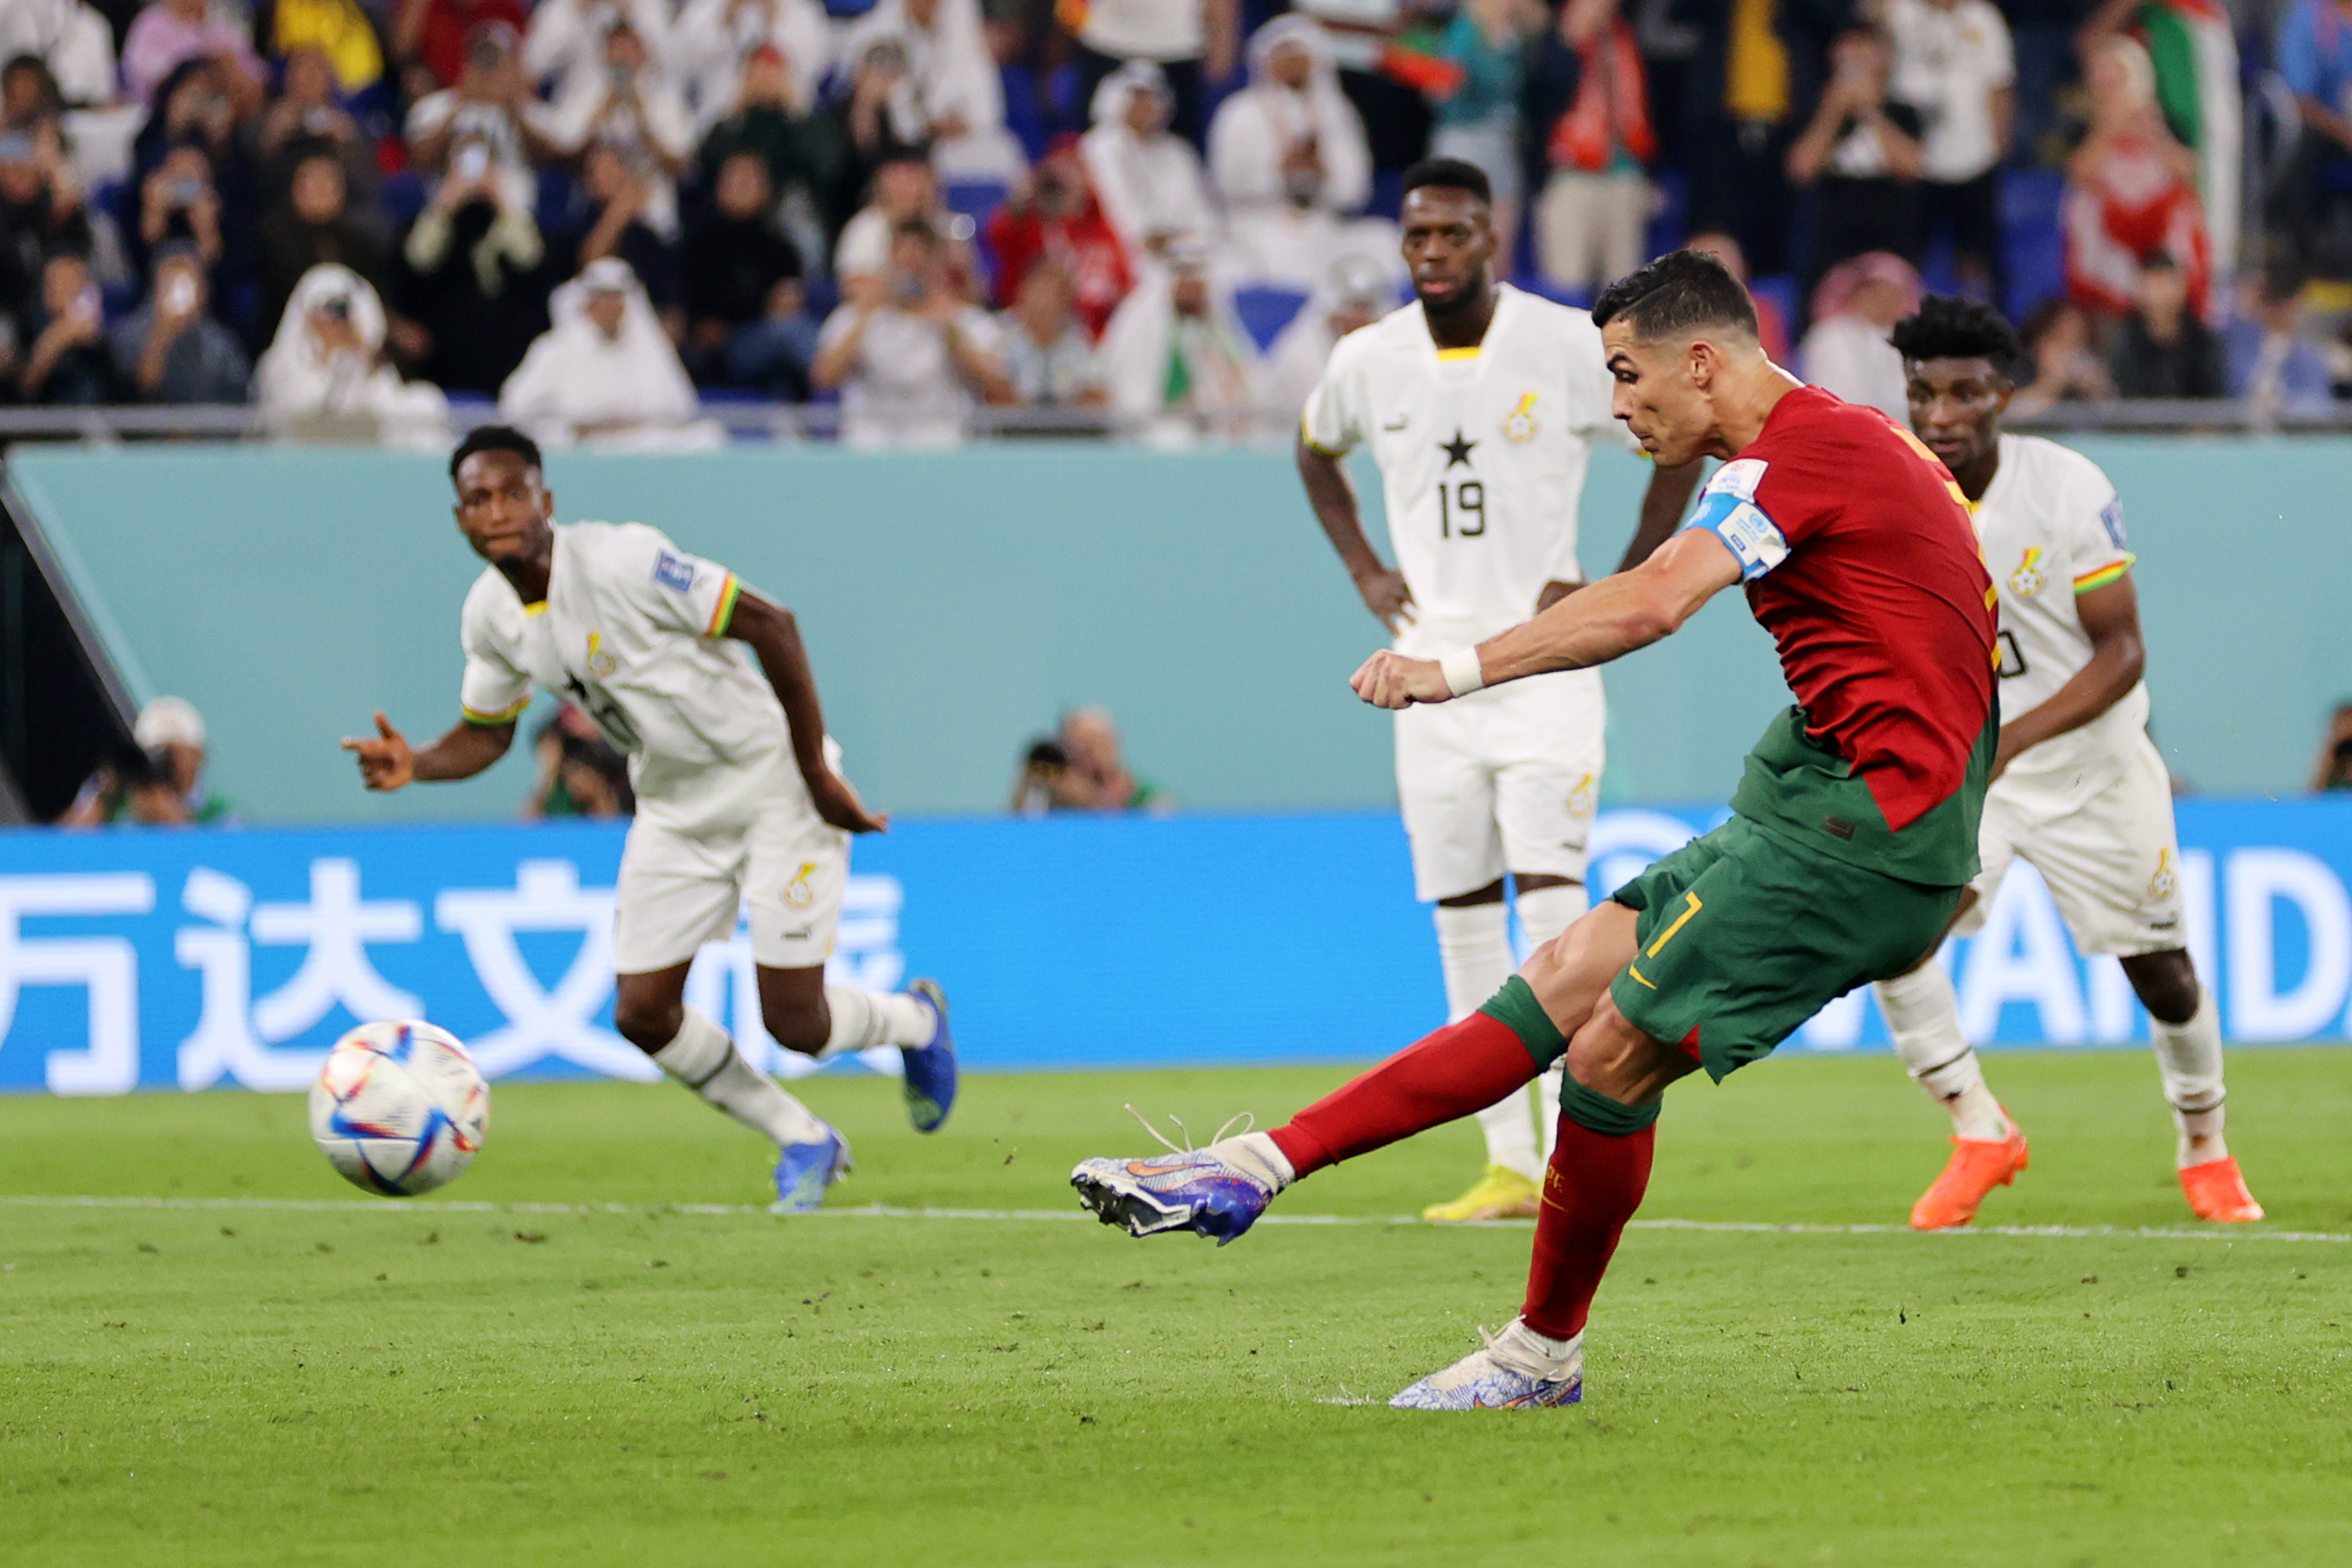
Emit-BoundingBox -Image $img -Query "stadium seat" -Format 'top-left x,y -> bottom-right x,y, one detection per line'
1232,285 -> 1310,353
1999,168 -> 2066,324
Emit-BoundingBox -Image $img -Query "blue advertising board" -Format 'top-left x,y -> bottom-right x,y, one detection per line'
2,801 -> 2350,1094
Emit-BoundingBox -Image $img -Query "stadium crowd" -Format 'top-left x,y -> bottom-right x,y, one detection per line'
0,0 -> 2346,445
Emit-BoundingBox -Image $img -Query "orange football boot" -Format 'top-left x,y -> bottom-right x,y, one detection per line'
2180,1156 -> 2265,1222
1910,1117 -> 2030,1230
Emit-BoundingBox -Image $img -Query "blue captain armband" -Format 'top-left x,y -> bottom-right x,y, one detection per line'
1683,458 -> 1788,579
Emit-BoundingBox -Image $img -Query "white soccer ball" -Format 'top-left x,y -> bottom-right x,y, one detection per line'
308,1021 -> 491,1197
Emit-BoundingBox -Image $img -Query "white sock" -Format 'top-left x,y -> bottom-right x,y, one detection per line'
1436,901 -> 1541,1181
1497,1318 -> 1581,1372
1211,1131 -> 1294,1193
1515,885 -> 1584,1166
653,1007 -> 828,1147
822,985 -> 936,1055
2152,985 -> 2227,1168
1874,964 -> 2009,1142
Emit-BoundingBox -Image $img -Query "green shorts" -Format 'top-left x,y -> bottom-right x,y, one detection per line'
1609,815 -> 1962,1083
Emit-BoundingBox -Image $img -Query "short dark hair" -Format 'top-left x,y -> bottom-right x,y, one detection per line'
1590,249 -> 1759,339
449,423 -> 542,481
1889,294 -> 2026,381
1400,156 -> 1491,208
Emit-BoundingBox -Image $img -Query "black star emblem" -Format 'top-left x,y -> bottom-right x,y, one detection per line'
1439,428 -> 1478,469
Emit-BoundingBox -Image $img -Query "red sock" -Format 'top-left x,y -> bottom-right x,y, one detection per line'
1268,1012 -> 1541,1178
1520,1116 -> 1656,1340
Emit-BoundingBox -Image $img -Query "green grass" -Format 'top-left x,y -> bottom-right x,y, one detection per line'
3,1050 -> 2350,1566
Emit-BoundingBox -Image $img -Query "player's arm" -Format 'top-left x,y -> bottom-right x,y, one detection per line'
723,587 -> 889,833
1352,530 -> 1740,709
1989,572 -> 2145,777
1295,430 -> 1414,633
341,711 -> 514,790
1615,457 -> 1705,572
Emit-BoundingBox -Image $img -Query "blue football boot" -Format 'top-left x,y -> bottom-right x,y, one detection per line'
1070,1146 -> 1275,1245
899,978 -> 956,1133
770,1125 -> 851,1214
1388,1323 -> 1584,1410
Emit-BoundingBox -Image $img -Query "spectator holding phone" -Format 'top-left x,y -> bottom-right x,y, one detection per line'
18,249 -> 119,401
0,120 -> 92,331
112,241 -> 249,401
811,218 -> 1010,448
57,697 -> 231,826
256,262 -> 450,444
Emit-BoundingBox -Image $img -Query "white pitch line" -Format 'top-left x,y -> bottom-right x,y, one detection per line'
1,1193 -> 2343,1244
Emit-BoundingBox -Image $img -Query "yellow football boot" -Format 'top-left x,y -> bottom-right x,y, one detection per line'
1421,1164 -> 1541,1223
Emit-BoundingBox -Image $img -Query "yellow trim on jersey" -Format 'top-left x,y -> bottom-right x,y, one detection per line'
1625,963 -> 1658,989
522,601 -> 549,616
1435,347 -> 1482,361
2072,555 -> 2135,594
706,572 -> 742,637
1298,408 -> 1346,459
1645,891 -> 1703,957
463,698 -> 529,725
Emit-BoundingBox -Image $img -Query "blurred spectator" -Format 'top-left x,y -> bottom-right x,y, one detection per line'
256,262 -> 449,444
0,55 -> 64,129
695,40 -> 847,268
1256,251 -> 1388,421
2223,263 -> 2332,416
0,120 -> 93,326
682,149 -> 804,381
995,256 -> 1106,408
1429,0 -> 1539,278
2107,252 -> 2222,397
254,0 -> 386,100
557,139 -> 682,314
133,54 -> 245,180
811,218 -> 1010,448
2063,34 -> 2209,322
405,20 -> 558,216
839,0 -> 1024,182
397,130 -> 549,394
523,705 -> 634,818
1098,240 -> 1252,440
57,696 -> 230,826
2079,0 -> 2238,278
1530,0 -> 1654,297
1797,249 -> 1917,417
833,144 -> 953,287
0,8 -> 117,108
1684,230 -> 1789,362
1080,61 -> 1215,264
1007,736 -> 1076,816
129,61 -> 254,283
985,136 -> 1131,339
120,0 -> 263,110
1209,16 -> 1374,287
1886,0 -> 2013,300
674,0 -> 829,134
2008,296 -> 2114,415
1067,0 -> 1239,148
390,0 -> 531,94
17,248 -> 118,401
1787,24 -> 1924,285
2311,702 -> 2352,792
835,33 -> 924,195
522,0 -> 672,105
1681,0 -> 1846,276
252,45 -> 379,205
258,149 -> 386,336
543,18 -> 691,239
1057,706 -> 1163,812
2270,0 -> 2352,276
111,240 -> 249,400
499,256 -> 717,447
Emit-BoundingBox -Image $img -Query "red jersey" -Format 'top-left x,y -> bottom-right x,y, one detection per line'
1688,385 -> 1998,881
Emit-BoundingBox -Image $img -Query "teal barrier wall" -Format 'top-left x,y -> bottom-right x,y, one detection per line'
9,437 -> 2348,822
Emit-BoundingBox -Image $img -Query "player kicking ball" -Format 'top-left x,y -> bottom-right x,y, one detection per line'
343,426 -> 956,1211
1867,298 -> 2261,1229
1073,251 -> 2000,1409
1296,157 -> 1698,1224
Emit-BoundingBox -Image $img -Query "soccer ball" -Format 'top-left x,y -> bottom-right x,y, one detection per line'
309,1021 -> 492,1197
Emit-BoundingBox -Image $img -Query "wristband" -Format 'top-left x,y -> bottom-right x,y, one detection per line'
1439,647 -> 1485,699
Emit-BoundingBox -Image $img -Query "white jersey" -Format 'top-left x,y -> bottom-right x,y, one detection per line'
458,521 -> 808,834
1301,283 -> 1631,659
1973,434 -> 2147,810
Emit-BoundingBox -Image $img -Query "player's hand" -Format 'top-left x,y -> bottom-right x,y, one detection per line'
1350,649 -> 1452,710
807,768 -> 889,833
340,711 -> 415,791
1353,568 -> 1416,633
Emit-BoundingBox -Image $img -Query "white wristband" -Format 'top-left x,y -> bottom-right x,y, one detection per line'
1439,647 -> 1486,699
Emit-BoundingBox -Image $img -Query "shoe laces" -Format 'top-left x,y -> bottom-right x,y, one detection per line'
1123,1103 -> 1255,1156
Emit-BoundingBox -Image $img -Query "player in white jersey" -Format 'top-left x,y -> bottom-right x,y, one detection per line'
1297,158 -> 1699,1222
341,426 -> 959,1213
1865,298 -> 2262,1229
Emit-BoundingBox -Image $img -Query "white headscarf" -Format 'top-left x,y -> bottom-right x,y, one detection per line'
498,257 -> 706,445
1208,15 -> 1370,215
1080,59 -> 1218,255
253,264 -> 450,448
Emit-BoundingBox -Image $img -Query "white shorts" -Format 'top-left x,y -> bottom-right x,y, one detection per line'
1952,730 -> 2186,957
1394,669 -> 1605,902
614,789 -> 849,974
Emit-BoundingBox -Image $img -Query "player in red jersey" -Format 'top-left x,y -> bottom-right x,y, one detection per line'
1071,250 -> 2000,1408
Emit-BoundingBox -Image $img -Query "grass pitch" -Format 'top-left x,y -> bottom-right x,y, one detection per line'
3,1050 -> 2349,1567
